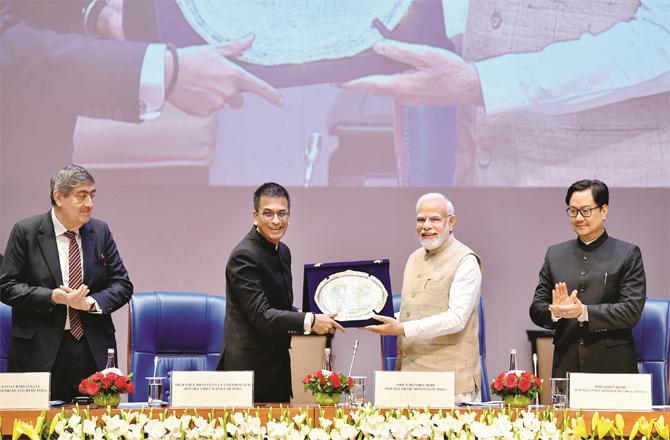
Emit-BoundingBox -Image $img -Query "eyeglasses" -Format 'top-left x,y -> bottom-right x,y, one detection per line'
258,209 -> 290,221
566,206 -> 602,218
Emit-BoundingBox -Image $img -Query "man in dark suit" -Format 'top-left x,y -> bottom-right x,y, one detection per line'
218,182 -> 344,403
0,164 -> 133,402
530,179 -> 646,378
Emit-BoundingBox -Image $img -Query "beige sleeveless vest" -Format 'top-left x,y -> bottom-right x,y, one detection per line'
397,235 -> 482,394
456,0 -> 669,186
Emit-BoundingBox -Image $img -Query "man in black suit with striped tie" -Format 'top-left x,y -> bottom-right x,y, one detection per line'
0,164 -> 133,402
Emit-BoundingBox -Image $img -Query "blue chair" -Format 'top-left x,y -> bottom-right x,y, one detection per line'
0,302 -> 11,372
632,297 -> 670,405
381,295 -> 490,401
128,291 -> 226,402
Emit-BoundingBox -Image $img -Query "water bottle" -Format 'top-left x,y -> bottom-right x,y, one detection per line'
509,349 -> 517,371
105,348 -> 116,369
322,348 -> 332,371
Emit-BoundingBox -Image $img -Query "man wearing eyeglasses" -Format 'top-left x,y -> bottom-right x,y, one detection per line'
218,182 -> 344,403
530,179 -> 646,378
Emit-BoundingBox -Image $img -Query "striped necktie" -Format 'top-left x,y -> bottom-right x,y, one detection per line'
64,231 -> 84,340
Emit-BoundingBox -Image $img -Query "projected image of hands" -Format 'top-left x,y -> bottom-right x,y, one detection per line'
3,0 -> 667,188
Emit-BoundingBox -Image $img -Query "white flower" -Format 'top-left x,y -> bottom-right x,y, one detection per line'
267,420 -> 291,439
336,423 -> 359,440
163,415 -> 182,434
307,428 -> 329,440
82,418 -> 98,435
286,427 -> 304,440
144,419 -> 166,440
226,421 -> 238,437
358,413 -> 387,437
124,423 -> 143,440
66,414 -> 81,431
53,419 -> 66,435
292,412 -> 307,426
318,417 -> 333,431
212,426 -> 227,440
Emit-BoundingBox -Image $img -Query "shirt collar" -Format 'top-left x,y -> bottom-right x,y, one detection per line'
252,226 -> 279,251
577,229 -> 608,250
51,208 -> 77,238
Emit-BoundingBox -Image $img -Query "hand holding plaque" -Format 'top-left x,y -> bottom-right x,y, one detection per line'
303,260 -> 394,328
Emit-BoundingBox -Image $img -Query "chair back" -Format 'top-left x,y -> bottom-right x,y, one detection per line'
380,295 -> 490,401
128,291 -> 226,402
632,297 -> 670,405
0,302 -> 11,372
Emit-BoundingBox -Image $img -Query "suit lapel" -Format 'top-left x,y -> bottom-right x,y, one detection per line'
80,223 -> 95,286
37,212 -> 63,287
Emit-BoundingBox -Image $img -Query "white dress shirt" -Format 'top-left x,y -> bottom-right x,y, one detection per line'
442,0 -> 670,115
52,210 -> 83,329
402,254 -> 482,339
51,210 -> 100,329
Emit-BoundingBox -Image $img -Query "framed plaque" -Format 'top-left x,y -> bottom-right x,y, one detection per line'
123,0 -> 453,88
303,259 -> 394,327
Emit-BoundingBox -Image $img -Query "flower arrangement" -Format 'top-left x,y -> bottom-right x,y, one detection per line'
78,368 -> 134,407
303,369 -> 353,395
10,406 -> 670,440
491,370 -> 542,407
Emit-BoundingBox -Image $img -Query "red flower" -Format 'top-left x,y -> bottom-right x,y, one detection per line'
106,372 -> 119,382
92,372 -> 104,381
114,376 -> 128,391
126,382 -> 135,394
83,381 -> 100,396
493,378 -> 503,392
520,371 -> 531,379
535,377 -> 542,387
315,370 -> 324,379
518,378 -> 532,392
497,372 -> 505,381
101,377 -> 113,390
319,377 -> 326,385
78,380 -> 87,394
329,372 -> 342,389
504,373 -> 518,389
347,377 -> 354,387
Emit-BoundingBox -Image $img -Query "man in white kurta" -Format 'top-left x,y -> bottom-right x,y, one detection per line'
365,193 -> 483,403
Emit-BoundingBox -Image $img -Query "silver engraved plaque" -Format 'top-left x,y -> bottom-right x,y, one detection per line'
314,270 -> 388,321
175,0 -> 413,65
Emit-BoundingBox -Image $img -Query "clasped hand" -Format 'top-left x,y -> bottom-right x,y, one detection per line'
548,282 -> 584,319
51,285 -> 91,311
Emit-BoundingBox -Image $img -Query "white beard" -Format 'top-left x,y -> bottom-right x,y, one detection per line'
420,230 -> 450,251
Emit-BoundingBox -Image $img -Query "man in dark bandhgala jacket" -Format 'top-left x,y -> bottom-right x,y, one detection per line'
530,179 -> 645,378
218,182 -> 344,403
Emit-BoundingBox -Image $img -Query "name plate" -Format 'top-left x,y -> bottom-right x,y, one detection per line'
374,371 -> 455,408
171,371 -> 254,407
0,373 -> 50,409
569,373 -> 652,410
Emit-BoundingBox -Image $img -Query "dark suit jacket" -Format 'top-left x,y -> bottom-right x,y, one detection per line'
529,231 -> 645,377
0,211 -> 133,372
1,1 -> 149,184
218,227 -> 305,403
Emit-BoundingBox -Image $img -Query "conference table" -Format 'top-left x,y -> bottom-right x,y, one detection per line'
1,404 -> 668,436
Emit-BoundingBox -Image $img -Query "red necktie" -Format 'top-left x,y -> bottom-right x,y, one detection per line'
64,231 -> 84,340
